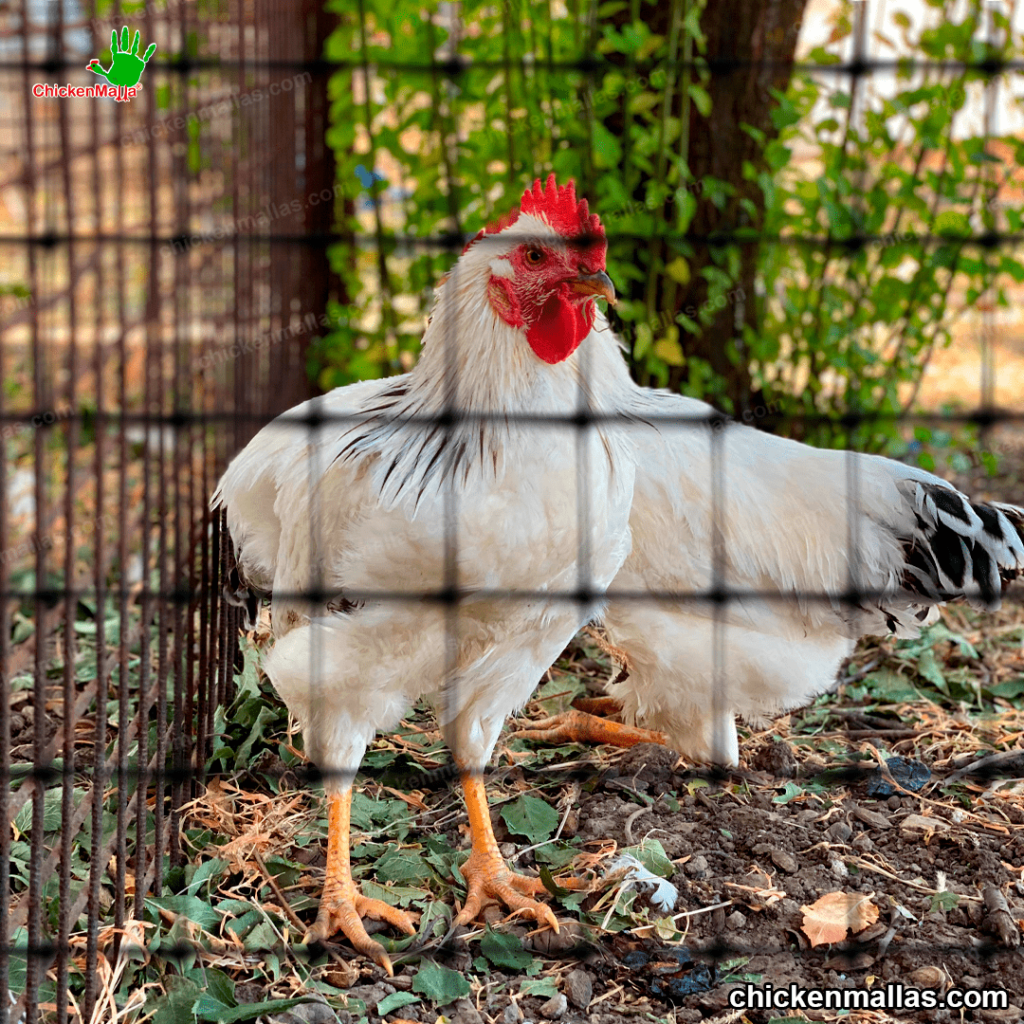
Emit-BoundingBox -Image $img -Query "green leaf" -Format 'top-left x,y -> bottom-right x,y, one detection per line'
151,978 -> 203,1024
234,705 -> 278,769
916,649 -> 948,695
688,83 -> 712,117
535,842 -> 580,870
244,919 -> 280,952
201,998 -> 318,1023
934,210 -> 970,236
591,123 -> 622,169
193,992 -> 234,1020
620,839 -> 674,879
187,857 -> 228,897
501,794 -> 559,844
204,968 -> 236,1009
412,961 -> 472,1006
480,927 -> 534,970
13,787 -> 67,835
988,679 -> 1024,700
773,782 -> 808,805
928,890 -> 960,913
377,992 -> 421,1016
374,847 -> 434,886
146,895 -> 222,932
520,977 -> 559,998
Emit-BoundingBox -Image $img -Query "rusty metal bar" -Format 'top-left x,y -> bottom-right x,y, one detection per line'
1,2 -> 335,1018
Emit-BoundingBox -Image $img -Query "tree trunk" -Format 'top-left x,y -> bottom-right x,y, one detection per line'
608,0 -> 808,413
669,0 -> 807,413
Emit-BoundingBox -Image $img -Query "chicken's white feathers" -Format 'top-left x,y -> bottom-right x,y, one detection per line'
602,392 -> 1024,764
213,208 -> 638,789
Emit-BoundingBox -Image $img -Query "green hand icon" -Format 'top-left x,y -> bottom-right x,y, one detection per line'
86,27 -> 156,88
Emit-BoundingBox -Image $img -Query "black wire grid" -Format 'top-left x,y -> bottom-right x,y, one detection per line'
1,1 -> 1022,1021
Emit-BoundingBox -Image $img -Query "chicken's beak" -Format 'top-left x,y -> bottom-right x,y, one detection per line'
570,270 -> 617,306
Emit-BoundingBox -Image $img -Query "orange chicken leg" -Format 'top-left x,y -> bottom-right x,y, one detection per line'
304,789 -> 418,974
513,698 -> 667,749
455,771 -> 562,931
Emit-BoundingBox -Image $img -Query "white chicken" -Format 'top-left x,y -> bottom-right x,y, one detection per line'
519,391 -> 1024,765
212,176 -> 637,972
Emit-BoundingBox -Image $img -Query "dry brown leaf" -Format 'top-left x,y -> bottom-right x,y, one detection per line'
800,891 -> 880,947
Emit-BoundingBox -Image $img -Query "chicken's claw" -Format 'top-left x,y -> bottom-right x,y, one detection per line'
455,846 -> 560,932
304,892 -> 418,976
512,708 -> 666,748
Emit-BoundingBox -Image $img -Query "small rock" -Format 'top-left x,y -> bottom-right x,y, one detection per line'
887,795 -> 902,810
451,997 -> 484,1024
563,970 -> 593,1009
527,920 -> 586,955
829,858 -> 848,879
978,1007 -> 1024,1023
823,951 -> 873,971
685,855 -> 709,878
770,849 -> 799,874
503,1003 -> 523,1023
235,983 -> 263,1004
694,989 -> 731,1015
539,994 -> 567,1020
851,834 -> 874,852
345,984 -> 392,1012
901,814 -> 949,833
726,910 -> 747,929
852,806 -> 891,830
908,966 -> 946,989
271,995 -> 340,1024
675,1011 -> 703,1024
827,821 -> 853,843
750,737 -> 797,777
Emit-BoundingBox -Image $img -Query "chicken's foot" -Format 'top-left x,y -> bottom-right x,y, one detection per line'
304,789 -> 418,975
456,771 -> 577,931
513,702 -> 667,748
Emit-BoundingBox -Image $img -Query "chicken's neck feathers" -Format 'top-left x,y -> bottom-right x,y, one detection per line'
333,272 -> 635,513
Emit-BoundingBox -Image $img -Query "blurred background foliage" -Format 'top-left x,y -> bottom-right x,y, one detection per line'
316,0 -> 1024,458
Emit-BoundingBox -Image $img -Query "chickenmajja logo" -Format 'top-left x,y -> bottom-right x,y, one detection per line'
32,27 -> 155,103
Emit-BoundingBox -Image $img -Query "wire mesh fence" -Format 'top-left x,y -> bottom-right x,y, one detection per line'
1,0 -> 335,1019
3,0 -> 1024,1020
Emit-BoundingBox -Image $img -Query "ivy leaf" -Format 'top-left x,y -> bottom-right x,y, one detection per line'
412,962 -> 471,1006
620,839 -> 674,879
521,977 -> 559,998
934,210 -> 970,236
375,847 -> 434,885
480,927 -> 534,970
186,857 -> 228,897
201,998 -> 319,1023
688,83 -> 712,117
501,795 -> 559,844
377,992 -> 420,1016
929,890 -> 960,913
146,895 -> 222,933
150,978 -> 203,1024
13,787 -> 67,835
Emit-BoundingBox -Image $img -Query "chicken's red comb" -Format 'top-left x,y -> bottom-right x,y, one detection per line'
520,174 -> 604,241
461,174 -> 603,253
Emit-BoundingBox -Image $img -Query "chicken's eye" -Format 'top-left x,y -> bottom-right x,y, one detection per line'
525,248 -> 545,265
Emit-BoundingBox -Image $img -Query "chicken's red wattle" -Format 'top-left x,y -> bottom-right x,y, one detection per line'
526,289 -> 594,365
